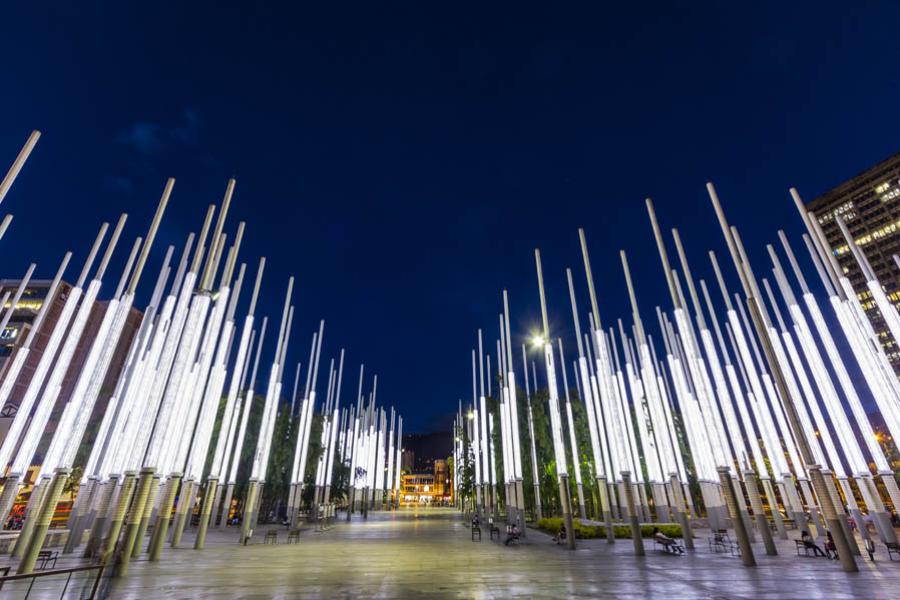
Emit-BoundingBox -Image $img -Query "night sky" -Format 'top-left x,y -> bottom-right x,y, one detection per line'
1,3 -> 897,432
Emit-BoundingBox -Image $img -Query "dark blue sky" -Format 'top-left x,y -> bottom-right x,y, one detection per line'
1,3 -> 897,432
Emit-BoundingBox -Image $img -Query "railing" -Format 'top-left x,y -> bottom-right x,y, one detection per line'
0,564 -> 106,599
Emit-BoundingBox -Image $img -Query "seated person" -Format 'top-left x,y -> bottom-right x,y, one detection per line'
505,523 -> 520,546
471,515 -> 480,528
824,531 -> 837,559
653,527 -> 683,553
555,524 -> 567,543
801,530 -> 827,557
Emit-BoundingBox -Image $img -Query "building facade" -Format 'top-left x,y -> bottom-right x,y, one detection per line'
806,153 -> 900,372
400,459 -> 451,505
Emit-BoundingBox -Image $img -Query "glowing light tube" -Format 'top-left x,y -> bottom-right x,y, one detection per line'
229,318 -> 268,484
697,282 -> 768,473
0,254 -> 71,472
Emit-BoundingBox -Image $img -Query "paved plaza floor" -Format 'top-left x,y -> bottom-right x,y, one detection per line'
105,507 -> 900,599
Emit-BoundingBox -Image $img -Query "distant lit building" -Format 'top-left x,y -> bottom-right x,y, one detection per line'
0,279 -> 142,471
807,153 -> 900,372
400,459 -> 451,505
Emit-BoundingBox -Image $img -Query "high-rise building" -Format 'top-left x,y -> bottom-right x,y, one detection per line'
806,153 -> 900,372
0,279 -> 142,466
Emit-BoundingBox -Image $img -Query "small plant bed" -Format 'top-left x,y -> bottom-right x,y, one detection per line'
536,517 -> 683,540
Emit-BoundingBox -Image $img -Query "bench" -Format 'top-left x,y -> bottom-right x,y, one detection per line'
654,538 -> 684,555
553,529 -> 568,545
887,542 -> 900,561
795,539 -> 825,558
287,529 -> 301,544
264,530 -> 277,544
504,524 -> 521,546
36,550 -> 58,570
708,529 -> 731,553
471,525 -> 481,542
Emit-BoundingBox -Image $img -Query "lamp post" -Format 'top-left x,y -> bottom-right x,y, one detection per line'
534,249 -> 575,550
708,182 -> 856,572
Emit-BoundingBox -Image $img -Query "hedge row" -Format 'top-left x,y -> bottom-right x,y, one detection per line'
536,517 -> 683,539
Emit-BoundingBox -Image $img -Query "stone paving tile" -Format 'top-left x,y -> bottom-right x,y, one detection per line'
107,507 -> 900,599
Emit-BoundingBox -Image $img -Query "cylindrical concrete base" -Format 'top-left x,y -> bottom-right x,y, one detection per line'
100,471 -> 137,565
717,467 -> 754,567
17,469 -> 69,574
149,474 -> 181,561
117,468 -> 155,576
195,478 -> 218,549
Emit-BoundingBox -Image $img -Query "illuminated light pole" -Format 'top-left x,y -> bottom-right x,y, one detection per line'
708,182 -> 856,572
192,255 -> 249,551
241,276 -> 294,543
760,274 -> 850,546
646,203 -> 741,535
135,214 -> 227,547
289,332 -> 319,525
13,220 -> 112,472
671,230 -> 767,550
215,258 -> 265,528
733,235 -> 812,538
363,388 -> 377,515
74,235 -> 147,557
316,360 -> 338,513
152,191 -> 235,551
384,405 -> 395,509
608,325 -> 649,522
534,249 -> 575,550
496,334 -> 513,520
654,309 -> 706,509
0,130 -> 40,206
153,230 -> 241,553
565,270 -> 613,539
617,321 -> 659,523
707,251 -> 791,539
346,365 -> 364,519
0,250 -> 76,485
522,345 -> 543,523
620,250 -> 680,525
695,277 -> 775,551
394,416 -> 403,509
374,407 -> 386,511
478,330 -> 490,514
582,332 -> 621,520
119,201 -> 217,558
0,263 -> 36,339
770,238 -> 894,545
12,219 -> 129,564
470,349 -> 483,515
557,339 -> 586,520
324,350 -> 345,508
579,230 -> 633,524
797,226 -> 900,539
295,322 -> 326,520
42,223 -> 140,493
257,302 -> 294,493
313,360 -> 335,515
0,258 -> 63,528
826,217 -> 900,521
501,292 -> 525,531
452,413 -> 459,510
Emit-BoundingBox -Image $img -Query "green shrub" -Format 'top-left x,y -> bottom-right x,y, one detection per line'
536,517 -> 683,539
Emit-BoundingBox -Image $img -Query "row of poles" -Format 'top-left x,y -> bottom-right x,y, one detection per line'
455,183 -> 900,573
0,131 -> 404,575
